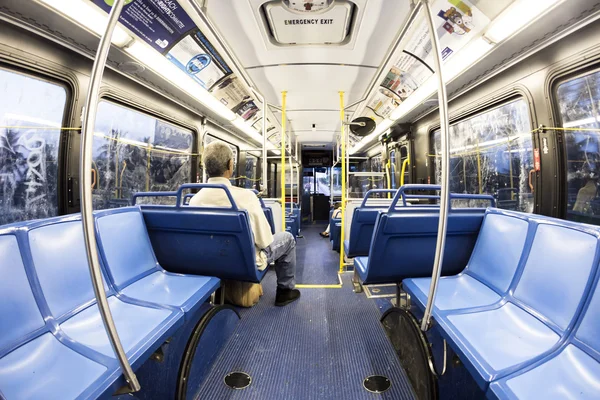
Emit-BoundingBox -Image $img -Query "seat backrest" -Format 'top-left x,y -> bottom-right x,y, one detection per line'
347,207 -> 387,257
0,232 -> 46,355
140,207 -> 259,281
27,217 -> 109,320
365,208 -> 485,283
263,207 -> 276,234
513,219 -> 600,333
466,210 -> 530,294
95,207 -> 159,288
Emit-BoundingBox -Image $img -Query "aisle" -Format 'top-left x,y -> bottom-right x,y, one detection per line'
295,222 -> 341,285
194,230 -> 416,400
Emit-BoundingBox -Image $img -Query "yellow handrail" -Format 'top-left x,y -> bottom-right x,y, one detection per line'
280,91 -> 287,232
338,91 -> 346,274
400,157 -> 410,186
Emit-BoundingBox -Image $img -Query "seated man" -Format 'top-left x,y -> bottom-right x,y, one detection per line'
190,142 -> 300,306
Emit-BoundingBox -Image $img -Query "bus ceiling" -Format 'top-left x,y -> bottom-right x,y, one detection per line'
0,0 -> 596,156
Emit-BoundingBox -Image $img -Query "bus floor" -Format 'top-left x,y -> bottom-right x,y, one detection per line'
194,224 -> 416,399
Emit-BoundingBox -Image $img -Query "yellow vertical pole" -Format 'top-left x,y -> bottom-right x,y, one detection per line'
339,91 -> 346,274
281,91 -> 287,232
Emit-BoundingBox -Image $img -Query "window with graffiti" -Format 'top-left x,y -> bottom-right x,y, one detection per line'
244,152 -> 258,189
432,99 -> 534,212
0,68 -> 67,226
556,68 -> 600,224
92,101 -> 194,209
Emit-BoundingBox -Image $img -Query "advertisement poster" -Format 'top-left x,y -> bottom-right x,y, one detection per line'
166,30 -> 231,89
361,0 -> 489,120
91,0 -> 196,53
210,75 -> 260,123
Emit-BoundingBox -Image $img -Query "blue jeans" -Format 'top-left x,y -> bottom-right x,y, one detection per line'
264,231 -> 296,290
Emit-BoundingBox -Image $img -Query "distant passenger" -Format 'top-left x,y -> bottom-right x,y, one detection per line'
573,175 -> 598,214
320,202 -> 342,238
190,142 -> 300,306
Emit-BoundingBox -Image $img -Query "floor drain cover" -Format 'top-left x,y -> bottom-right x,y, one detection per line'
363,375 -> 391,393
224,372 -> 251,389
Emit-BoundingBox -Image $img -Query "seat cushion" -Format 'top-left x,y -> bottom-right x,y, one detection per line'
60,296 -> 179,360
489,345 -> 600,400
354,257 -> 369,280
443,302 -> 559,387
121,271 -> 219,315
404,275 -> 501,312
0,333 -> 109,400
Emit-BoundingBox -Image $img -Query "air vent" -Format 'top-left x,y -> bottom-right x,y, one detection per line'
262,0 -> 356,46
303,144 -> 327,148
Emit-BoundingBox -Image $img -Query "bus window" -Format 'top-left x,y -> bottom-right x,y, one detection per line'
556,69 -> 600,224
92,101 -> 194,209
389,149 -> 397,189
432,99 -> 534,212
370,156 -> 384,190
244,152 -> 258,189
0,67 -> 67,225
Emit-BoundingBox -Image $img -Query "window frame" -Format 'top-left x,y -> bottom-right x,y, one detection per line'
550,63 -> 600,220
427,94 -> 536,209
94,97 -> 199,205
0,61 -> 74,219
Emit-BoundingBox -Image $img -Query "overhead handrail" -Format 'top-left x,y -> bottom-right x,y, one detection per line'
421,0 -> 451,332
360,189 -> 398,207
79,0 -> 140,392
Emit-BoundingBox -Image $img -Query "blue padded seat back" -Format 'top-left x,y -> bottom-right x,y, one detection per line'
513,223 -> 598,331
263,207 -> 276,234
574,275 -> 600,353
141,208 -> 258,281
28,220 -> 109,319
96,208 -> 158,287
347,208 -> 387,256
0,234 -> 45,353
467,212 -> 529,293
367,209 -> 484,281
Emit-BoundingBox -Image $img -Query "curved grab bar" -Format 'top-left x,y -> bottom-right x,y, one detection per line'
389,184 -> 496,212
360,189 -> 398,207
176,183 -> 239,210
183,193 -> 194,205
251,189 -> 267,208
132,191 -> 178,205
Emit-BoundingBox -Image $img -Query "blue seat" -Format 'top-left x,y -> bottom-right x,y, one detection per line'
0,229 -> 112,400
286,203 -> 301,237
403,210 -> 531,312
345,189 -> 396,258
489,271 -> 600,399
137,183 -> 267,282
25,217 -> 183,368
251,189 -> 275,234
405,212 -> 600,391
95,207 -> 220,319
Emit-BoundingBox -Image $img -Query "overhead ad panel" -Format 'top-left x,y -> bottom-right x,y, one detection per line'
360,0 -> 490,123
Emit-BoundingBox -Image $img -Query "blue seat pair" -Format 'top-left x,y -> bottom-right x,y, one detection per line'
329,208 -> 342,251
403,209 -> 600,398
135,183 -> 268,282
286,203 -> 301,237
354,186 -> 494,285
344,189 -> 397,258
0,207 -> 219,399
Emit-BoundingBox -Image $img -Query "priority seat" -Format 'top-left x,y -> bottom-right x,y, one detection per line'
0,230 -> 112,400
345,189 -> 397,258
95,207 -> 220,320
354,186 -> 494,285
404,211 -> 600,391
488,270 -> 600,399
403,209 -> 531,312
25,216 -> 183,367
136,183 -> 268,282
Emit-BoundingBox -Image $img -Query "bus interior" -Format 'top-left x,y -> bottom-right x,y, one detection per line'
1,0 -> 600,399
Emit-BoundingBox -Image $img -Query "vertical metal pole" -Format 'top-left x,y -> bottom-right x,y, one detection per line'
80,0 -> 140,391
280,91 -> 287,232
290,153 -> 294,205
201,118 -> 207,183
338,91 -> 346,274
421,0 -> 451,332
251,89 -> 268,194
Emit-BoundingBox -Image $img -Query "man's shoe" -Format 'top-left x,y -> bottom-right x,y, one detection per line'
275,288 -> 301,306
